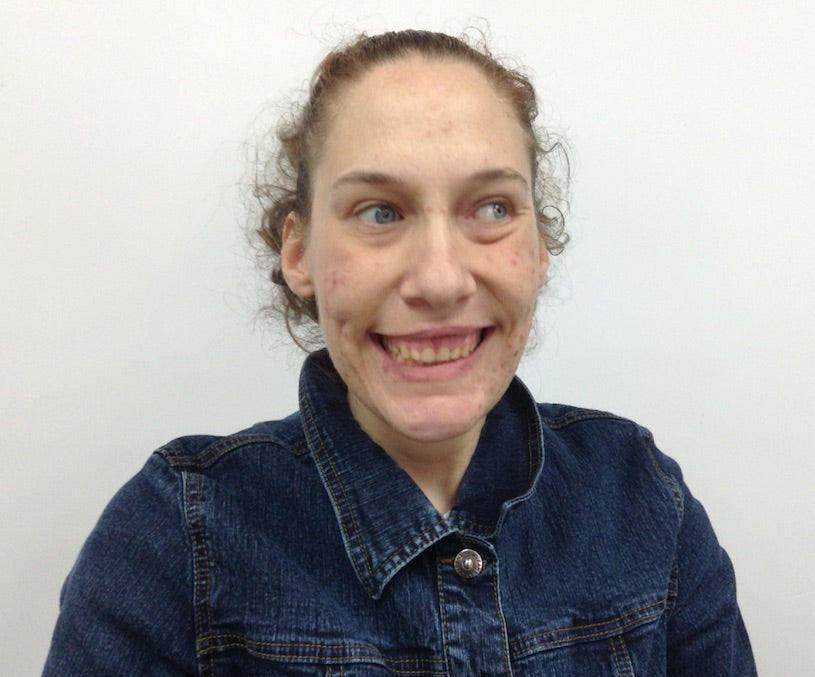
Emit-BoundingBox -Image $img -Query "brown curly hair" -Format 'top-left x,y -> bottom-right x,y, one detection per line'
253,29 -> 569,348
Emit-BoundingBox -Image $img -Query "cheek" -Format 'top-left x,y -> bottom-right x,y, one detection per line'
326,271 -> 344,291
513,240 -> 545,293
315,259 -> 380,329
314,271 -> 351,331
482,240 -> 540,304
311,244 -> 355,316
317,273 -> 350,318
511,242 -> 543,345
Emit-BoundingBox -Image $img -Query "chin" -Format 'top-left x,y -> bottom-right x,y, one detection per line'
388,396 -> 491,443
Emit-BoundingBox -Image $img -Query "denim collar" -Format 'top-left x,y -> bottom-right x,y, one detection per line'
298,350 -> 545,599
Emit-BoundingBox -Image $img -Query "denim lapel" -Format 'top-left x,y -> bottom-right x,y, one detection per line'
298,350 -> 544,599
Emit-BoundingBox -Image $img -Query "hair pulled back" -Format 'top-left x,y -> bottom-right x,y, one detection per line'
254,29 -> 569,348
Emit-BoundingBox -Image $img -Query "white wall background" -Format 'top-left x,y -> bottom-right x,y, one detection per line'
2,1 -> 813,674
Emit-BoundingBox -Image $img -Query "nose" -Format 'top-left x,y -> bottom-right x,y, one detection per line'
399,213 -> 477,310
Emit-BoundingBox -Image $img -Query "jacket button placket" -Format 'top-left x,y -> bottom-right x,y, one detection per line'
437,541 -> 512,675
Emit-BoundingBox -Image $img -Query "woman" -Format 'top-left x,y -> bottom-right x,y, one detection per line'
44,30 -> 756,675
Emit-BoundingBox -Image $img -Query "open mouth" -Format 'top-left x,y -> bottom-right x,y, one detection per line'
376,329 -> 490,366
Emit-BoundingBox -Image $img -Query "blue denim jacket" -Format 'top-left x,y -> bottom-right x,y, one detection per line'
44,350 -> 755,675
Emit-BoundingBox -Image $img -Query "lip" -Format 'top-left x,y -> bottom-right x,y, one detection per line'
372,326 -> 494,380
378,326 -> 486,341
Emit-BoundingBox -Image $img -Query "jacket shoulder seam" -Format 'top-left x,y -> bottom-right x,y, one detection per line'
158,432 -> 306,471
539,406 -> 633,429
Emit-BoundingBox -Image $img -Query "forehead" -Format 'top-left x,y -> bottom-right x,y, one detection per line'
315,55 -> 530,179
339,54 -> 507,109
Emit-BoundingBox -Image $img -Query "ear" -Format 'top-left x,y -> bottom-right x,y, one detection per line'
280,212 -> 315,297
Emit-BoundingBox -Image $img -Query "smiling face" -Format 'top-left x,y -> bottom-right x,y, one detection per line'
282,55 -> 548,456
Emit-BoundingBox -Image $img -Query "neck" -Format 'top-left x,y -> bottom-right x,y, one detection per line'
348,401 -> 484,514
383,433 -> 481,514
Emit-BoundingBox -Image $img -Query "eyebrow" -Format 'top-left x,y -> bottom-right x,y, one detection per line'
466,167 -> 530,189
330,167 -> 530,192
331,171 -> 407,191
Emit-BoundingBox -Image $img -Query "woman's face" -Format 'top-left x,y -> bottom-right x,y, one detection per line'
282,56 -> 548,452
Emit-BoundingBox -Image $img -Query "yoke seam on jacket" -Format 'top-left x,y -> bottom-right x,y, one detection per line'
159,432 -> 305,471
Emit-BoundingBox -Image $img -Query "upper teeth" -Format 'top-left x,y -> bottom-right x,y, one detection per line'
382,335 -> 479,365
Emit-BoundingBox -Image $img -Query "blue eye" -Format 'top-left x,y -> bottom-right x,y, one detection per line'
475,201 -> 509,221
358,204 -> 400,225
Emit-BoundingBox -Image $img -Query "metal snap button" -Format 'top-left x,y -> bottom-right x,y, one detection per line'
454,548 -> 483,578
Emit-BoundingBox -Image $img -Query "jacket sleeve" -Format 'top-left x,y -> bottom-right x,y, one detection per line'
42,453 -> 198,676
665,477 -> 757,676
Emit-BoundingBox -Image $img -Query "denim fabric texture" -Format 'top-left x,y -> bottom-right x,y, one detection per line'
44,350 -> 756,675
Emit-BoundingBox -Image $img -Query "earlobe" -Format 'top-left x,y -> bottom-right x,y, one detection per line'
280,212 -> 315,297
